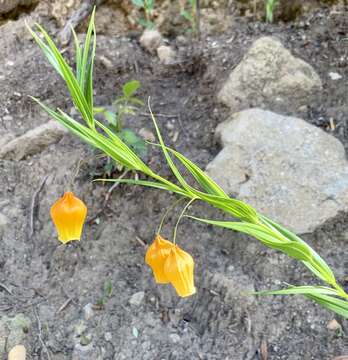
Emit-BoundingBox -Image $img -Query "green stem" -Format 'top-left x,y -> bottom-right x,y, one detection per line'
173,197 -> 197,244
157,197 -> 186,234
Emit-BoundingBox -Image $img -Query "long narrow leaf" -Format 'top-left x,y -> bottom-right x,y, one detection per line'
259,215 -> 336,286
306,293 -> 348,318
94,178 -> 188,196
30,23 -> 93,127
188,216 -> 313,262
148,100 -> 193,194
254,286 -> 340,297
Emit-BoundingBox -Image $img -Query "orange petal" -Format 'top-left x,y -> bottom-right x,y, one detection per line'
164,245 -> 196,297
50,192 -> 87,244
145,234 -> 173,284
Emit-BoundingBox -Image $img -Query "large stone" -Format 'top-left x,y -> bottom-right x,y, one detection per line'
0,120 -> 67,160
0,0 -> 37,14
206,109 -> 348,234
217,37 -> 322,114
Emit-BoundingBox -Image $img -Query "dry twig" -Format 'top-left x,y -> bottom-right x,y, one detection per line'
0,282 -> 13,295
57,298 -> 73,314
260,339 -> 268,360
28,176 -> 48,239
88,169 -> 129,224
58,0 -> 106,46
34,307 -> 52,360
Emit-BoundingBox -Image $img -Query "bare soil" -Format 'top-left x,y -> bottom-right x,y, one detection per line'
0,3 -> 347,359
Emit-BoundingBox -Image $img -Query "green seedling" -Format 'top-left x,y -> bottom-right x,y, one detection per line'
94,80 -> 146,175
132,0 -> 155,29
181,0 -> 200,35
265,0 -> 279,23
95,280 -> 113,309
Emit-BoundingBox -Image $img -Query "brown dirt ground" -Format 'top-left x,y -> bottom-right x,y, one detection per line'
0,3 -> 347,359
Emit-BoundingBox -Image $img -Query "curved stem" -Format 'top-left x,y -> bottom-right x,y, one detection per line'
173,197 -> 197,245
157,197 -> 186,234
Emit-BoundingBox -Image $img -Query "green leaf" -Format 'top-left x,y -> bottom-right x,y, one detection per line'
138,18 -> 154,29
120,128 -> 139,144
259,215 -> 337,286
103,280 -> 113,297
255,285 -> 348,318
145,0 -> 154,11
188,216 -> 313,262
149,142 -> 257,222
148,100 -> 193,195
132,0 -> 144,7
103,110 -> 117,126
306,293 -> 348,319
254,285 -> 340,297
28,23 -> 94,128
127,98 -> 145,107
122,80 -> 141,98
164,145 -> 227,197
181,9 -> 193,21
120,129 -> 147,158
94,178 -> 188,196
71,27 -> 82,82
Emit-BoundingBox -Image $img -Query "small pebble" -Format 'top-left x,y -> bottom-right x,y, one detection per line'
327,319 -> 341,331
157,45 -> 175,65
328,72 -> 342,80
169,334 -> 181,343
83,303 -> 94,320
129,291 -> 145,306
140,29 -> 163,53
104,332 -> 112,341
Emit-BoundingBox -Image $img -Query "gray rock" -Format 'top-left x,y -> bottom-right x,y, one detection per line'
169,334 -> 181,343
139,29 -> 163,54
0,0 -> 37,14
0,120 -> 67,160
72,343 -> 101,360
157,45 -> 175,65
0,133 -> 14,148
83,303 -> 95,321
129,291 -> 145,307
0,213 -> 9,237
217,37 -> 322,114
206,109 -> 348,234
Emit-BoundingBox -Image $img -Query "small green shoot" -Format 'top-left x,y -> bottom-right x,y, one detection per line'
95,280 -> 113,309
265,0 -> 279,23
132,0 -> 155,29
181,0 -> 200,35
94,80 -> 146,176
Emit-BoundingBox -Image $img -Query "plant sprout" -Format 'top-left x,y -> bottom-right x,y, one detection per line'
181,0 -> 200,36
265,0 -> 279,23
27,11 -> 348,318
94,80 -> 147,174
132,0 -> 155,29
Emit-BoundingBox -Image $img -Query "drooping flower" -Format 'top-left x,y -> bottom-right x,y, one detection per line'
164,245 -> 196,298
145,234 -> 174,284
50,192 -> 87,244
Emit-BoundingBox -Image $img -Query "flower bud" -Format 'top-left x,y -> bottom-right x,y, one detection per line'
145,234 -> 174,284
50,192 -> 87,244
164,245 -> 196,297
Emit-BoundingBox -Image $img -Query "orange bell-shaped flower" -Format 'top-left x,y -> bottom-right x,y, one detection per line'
164,245 -> 196,297
145,234 -> 174,284
50,192 -> 87,244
